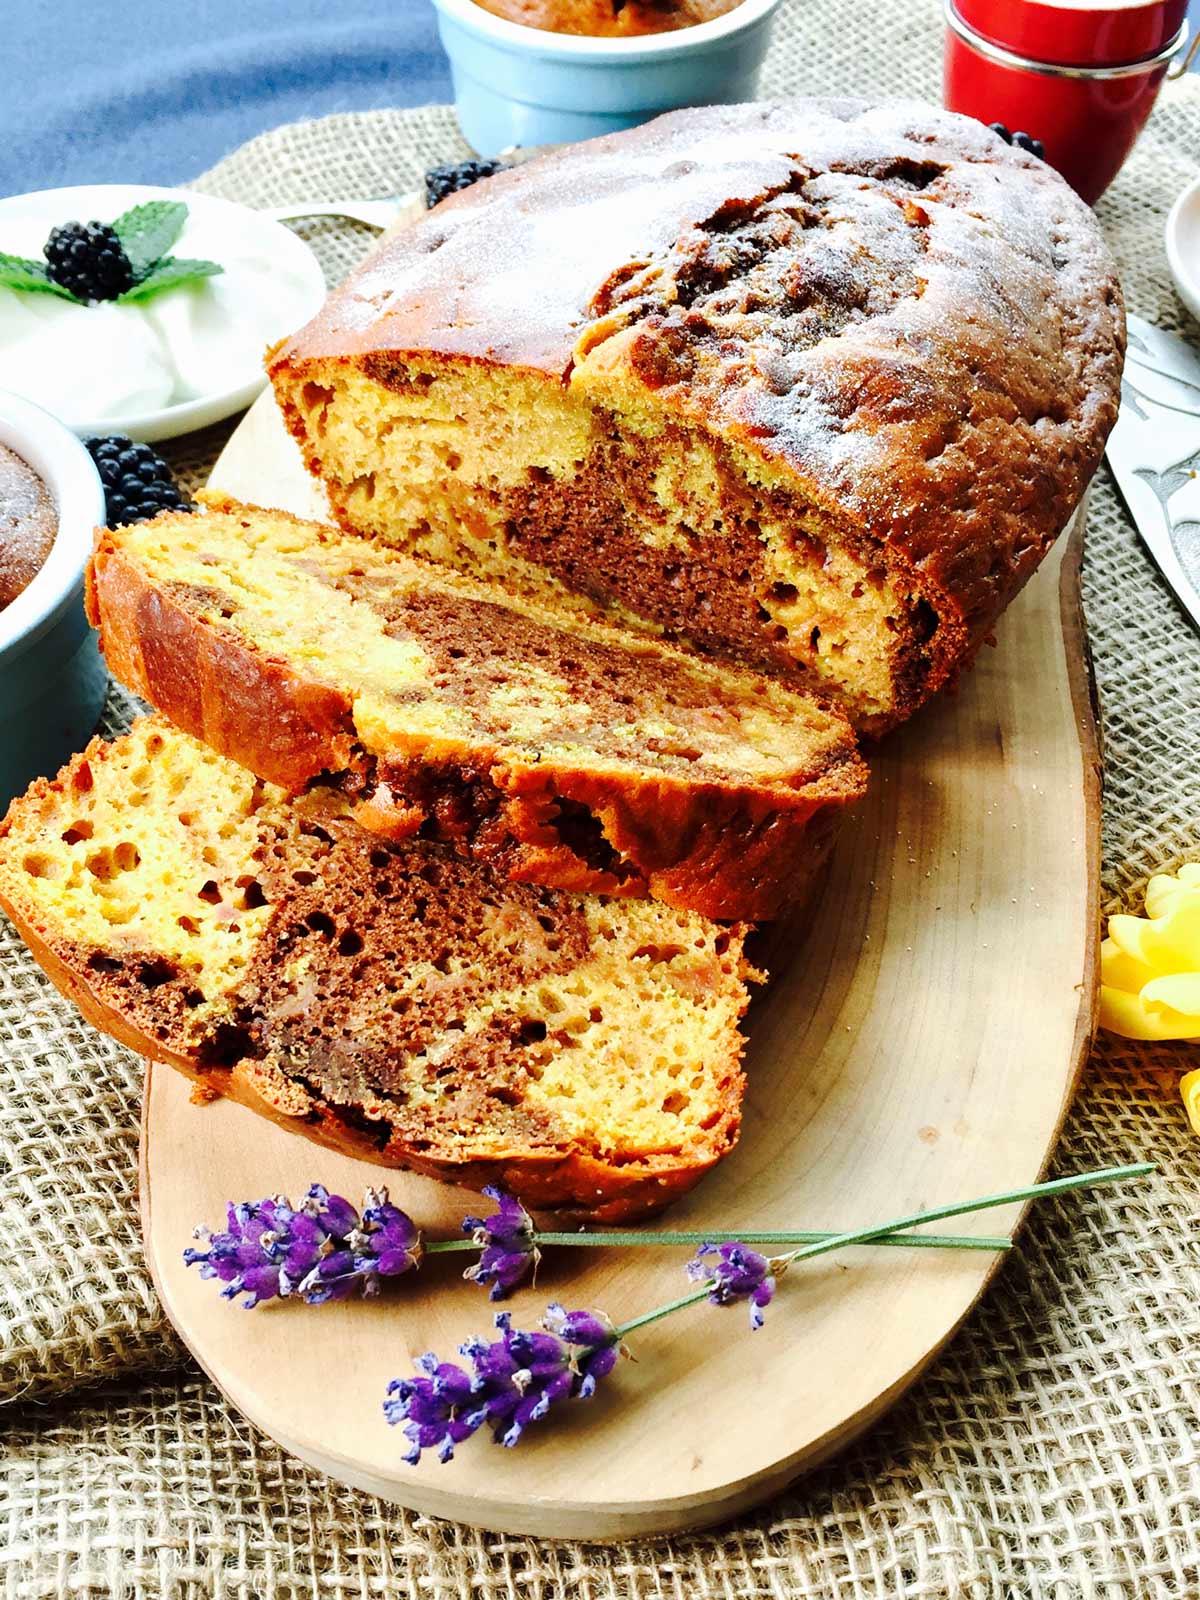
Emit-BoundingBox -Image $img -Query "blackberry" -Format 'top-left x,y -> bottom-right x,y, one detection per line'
85,436 -> 192,527
988,122 -> 1014,144
44,221 -> 134,303
424,158 -> 511,209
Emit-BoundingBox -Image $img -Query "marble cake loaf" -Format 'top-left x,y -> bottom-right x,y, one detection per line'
0,718 -> 760,1220
86,496 -> 866,921
270,97 -> 1124,735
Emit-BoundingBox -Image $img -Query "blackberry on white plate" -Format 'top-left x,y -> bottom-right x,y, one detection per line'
44,222 -> 134,303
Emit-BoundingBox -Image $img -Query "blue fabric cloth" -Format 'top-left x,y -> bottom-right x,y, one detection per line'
0,0 -> 453,197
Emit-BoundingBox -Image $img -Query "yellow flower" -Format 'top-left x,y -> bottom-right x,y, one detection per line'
1182,1070 -> 1200,1137
1099,863 -> 1200,1041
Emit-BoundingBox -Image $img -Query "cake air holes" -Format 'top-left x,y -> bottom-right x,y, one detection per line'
21,852 -> 58,880
300,383 -> 335,437
233,876 -> 266,910
84,840 -> 140,881
136,958 -> 176,989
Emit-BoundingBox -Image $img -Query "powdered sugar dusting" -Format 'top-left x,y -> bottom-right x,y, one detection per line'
275,96 -> 1123,669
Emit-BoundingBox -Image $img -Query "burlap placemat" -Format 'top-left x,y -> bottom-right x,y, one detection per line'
3,0 -> 1200,1590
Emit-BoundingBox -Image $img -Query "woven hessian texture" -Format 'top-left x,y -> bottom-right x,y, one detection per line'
3,1 -> 1200,1592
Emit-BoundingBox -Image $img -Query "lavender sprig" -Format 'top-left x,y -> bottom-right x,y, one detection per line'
461,1187 -> 541,1300
617,1162 -> 1158,1338
187,1185 -> 1017,1310
185,1184 -> 422,1307
385,1162 -> 1154,1460
687,1242 -> 775,1330
384,1305 -> 622,1462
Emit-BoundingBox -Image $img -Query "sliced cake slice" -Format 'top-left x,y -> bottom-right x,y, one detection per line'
0,718 -> 760,1220
87,496 -> 866,921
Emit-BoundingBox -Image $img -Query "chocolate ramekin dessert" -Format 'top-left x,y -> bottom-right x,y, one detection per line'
469,0 -> 743,36
0,443 -> 57,612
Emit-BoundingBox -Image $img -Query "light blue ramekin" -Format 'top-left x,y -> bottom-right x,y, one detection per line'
0,390 -> 108,814
430,0 -> 783,155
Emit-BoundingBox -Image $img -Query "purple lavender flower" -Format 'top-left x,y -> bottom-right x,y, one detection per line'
359,1188 -> 425,1278
186,1184 -> 422,1307
541,1305 -> 621,1398
301,1183 -> 360,1240
459,1314 -> 576,1448
268,1202 -> 330,1286
184,1198 -> 303,1308
295,1187 -> 423,1305
686,1241 -> 776,1329
385,1304 -> 621,1461
291,1245 -> 366,1305
461,1186 -> 540,1300
384,1353 -> 480,1464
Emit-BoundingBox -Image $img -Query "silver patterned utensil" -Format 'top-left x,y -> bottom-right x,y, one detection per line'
1106,312 -> 1200,630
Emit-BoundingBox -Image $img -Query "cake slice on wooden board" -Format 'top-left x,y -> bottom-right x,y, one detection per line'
268,97 -> 1123,736
0,717 -> 761,1220
86,496 -> 867,922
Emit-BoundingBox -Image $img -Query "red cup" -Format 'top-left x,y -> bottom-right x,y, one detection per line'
943,0 -> 1193,204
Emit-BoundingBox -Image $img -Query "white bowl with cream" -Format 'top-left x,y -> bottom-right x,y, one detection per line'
0,185 -> 328,443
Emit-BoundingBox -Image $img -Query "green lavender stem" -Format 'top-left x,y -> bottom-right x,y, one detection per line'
534,1229 -> 1008,1250
422,1229 -> 1011,1256
614,1161 -> 1155,1338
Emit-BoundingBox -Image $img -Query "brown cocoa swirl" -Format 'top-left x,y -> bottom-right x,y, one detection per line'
66,807 -> 591,1138
273,98 -> 1124,651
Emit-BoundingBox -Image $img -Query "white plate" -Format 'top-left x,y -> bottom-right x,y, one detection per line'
1166,174 -> 1200,325
0,184 -> 328,443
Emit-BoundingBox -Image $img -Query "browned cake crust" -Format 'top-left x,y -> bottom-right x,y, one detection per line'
0,722 -> 758,1221
270,98 -> 1124,733
87,497 -> 865,921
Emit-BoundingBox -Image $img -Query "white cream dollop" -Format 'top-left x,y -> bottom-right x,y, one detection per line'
0,203 -> 318,426
2,300 -> 176,416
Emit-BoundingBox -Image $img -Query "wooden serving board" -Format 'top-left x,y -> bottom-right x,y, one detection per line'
140,391 -> 1099,1540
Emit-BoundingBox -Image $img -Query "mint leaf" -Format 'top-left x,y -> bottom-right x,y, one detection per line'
0,251 -> 80,302
111,200 -> 188,280
116,255 -> 223,304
